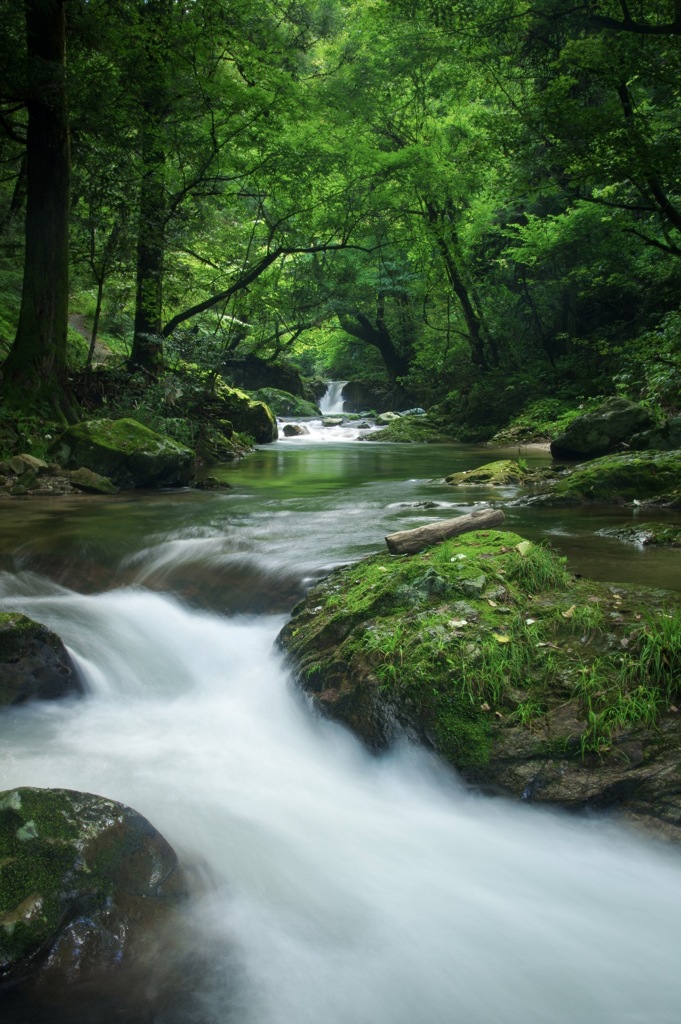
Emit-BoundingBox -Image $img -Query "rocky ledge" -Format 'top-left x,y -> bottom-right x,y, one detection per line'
277,528 -> 681,841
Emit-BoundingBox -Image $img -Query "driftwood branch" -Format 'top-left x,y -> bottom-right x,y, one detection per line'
385,508 -> 505,555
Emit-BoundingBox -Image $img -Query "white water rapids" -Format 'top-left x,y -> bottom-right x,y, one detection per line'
2,573 -> 681,1022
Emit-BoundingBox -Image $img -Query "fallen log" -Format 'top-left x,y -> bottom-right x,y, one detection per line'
385,507 -> 505,555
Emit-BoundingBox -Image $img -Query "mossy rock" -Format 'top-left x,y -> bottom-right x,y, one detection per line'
50,418 -> 194,490
531,450 -> 681,506
597,522 -> 681,547
0,613 -> 83,706
549,397 -> 654,459
0,787 -> 185,1001
277,529 -> 681,839
446,459 -> 528,486
68,467 -> 119,494
210,379 -> 277,443
363,416 -> 453,444
252,387 -> 319,418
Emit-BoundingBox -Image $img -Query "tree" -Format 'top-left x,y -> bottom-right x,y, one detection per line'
1,0 -> 76,421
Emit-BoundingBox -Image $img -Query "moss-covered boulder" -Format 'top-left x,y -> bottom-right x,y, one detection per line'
278,529 -> 681,839
0,613 -> 83,706
530,450 -> 681,506
446,459 -> 528,486
597,522 -> 681,547
252,387 -> 319,418
209,380 -> 277,443
362,416 -> 453,444
630,415 -> 681,452
549,397 -> 653,459
50,419 -> 194,489
0,788 -> 186,1009
67,467 -> 119,494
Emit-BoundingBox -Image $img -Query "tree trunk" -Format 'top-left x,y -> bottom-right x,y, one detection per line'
385,508 -> 505,555
2,0 -> 76,423
128,120 -> 166,377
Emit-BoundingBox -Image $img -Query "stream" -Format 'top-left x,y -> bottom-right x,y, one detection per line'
2,425 -> 681,1022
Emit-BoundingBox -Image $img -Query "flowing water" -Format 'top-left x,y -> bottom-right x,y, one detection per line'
2,434 -> 681,1023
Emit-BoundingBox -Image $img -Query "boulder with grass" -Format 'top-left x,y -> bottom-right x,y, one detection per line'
252,387 -> 319,418
446,459 -> 529,486
50,418 -> 194,489
549,397 -> 654,459
528,450 -> 681,507
278,529 -> 681,840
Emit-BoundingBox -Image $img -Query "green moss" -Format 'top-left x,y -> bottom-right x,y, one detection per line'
445,459 -> 529,486
252,387 -> 319,417
366,416 -> 454,444
538,450 -> 681,505
279,529 -> 681,776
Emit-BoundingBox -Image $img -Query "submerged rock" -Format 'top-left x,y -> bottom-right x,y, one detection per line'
51,419 -> 194,490
0,612 -> 83,706
597,522 -> 681,547
277,529 -> 681,840
549,397 -> 653,459
0,788 -> 187,1017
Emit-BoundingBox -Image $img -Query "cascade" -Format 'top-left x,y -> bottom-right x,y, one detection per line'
319,381 -> 348,415
1,438 -> 681,1023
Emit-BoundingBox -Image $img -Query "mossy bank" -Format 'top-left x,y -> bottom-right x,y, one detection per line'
278,529 -> 681,840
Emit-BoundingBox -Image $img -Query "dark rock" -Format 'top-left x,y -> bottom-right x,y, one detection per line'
0,787 -> 188,1018
282,423 -> 309,437
252,388 -> 319,417
527,450 -> 681,507
0,612 -> 84,706
223,355 -> 307,397
68,468 -> 119,495
49,419 -> 194,490
550,397 -> 654,459
630,415 -> 681,452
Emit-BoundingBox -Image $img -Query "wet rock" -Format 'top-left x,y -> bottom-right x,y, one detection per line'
322,417 -> 344,427
0,787 -> 188,1019
0,612 -> 84,706
526,450 -> 681,507
597,522 -> 681,547
50,419 -> 194,490
375,411 -> 401,426
446,459 -> 528,486
277,529 -> 681,840
282,423 -> 309,437
68,468 -> 119,495
549,397 -> 653,459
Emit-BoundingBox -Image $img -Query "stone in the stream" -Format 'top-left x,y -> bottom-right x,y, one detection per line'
282,423 -> 309,437
0,788 -> 188,1019
0,612 -> 84,706
549,397 -> 653,459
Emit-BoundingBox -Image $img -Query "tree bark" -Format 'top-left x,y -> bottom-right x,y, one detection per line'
385,507 -> 505,555
2,0 -> 76,422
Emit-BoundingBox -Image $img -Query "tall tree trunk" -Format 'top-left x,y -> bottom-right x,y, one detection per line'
424,201 -> 490,369
128,0 -> 172,378
2,0 -> 76,422
128,121 -> 166,377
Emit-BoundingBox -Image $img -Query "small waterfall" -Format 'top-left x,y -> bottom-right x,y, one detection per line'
319,381 -> 347,415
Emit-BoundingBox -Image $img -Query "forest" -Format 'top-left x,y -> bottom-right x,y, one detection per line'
0,0 -> 680,451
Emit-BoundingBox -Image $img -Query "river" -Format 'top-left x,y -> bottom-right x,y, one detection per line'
1,430 -> 681,1023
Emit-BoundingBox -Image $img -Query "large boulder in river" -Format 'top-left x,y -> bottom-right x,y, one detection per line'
629,415 -> 681,452
0,612 -> 83,706
277,529 -> 681,840
550,397 -> 653,459
446,459 -> 528,486
50,419 -> 194,489
528,450 -> 681,507
252,387 -> 319,418
0,788 -> 186,1016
